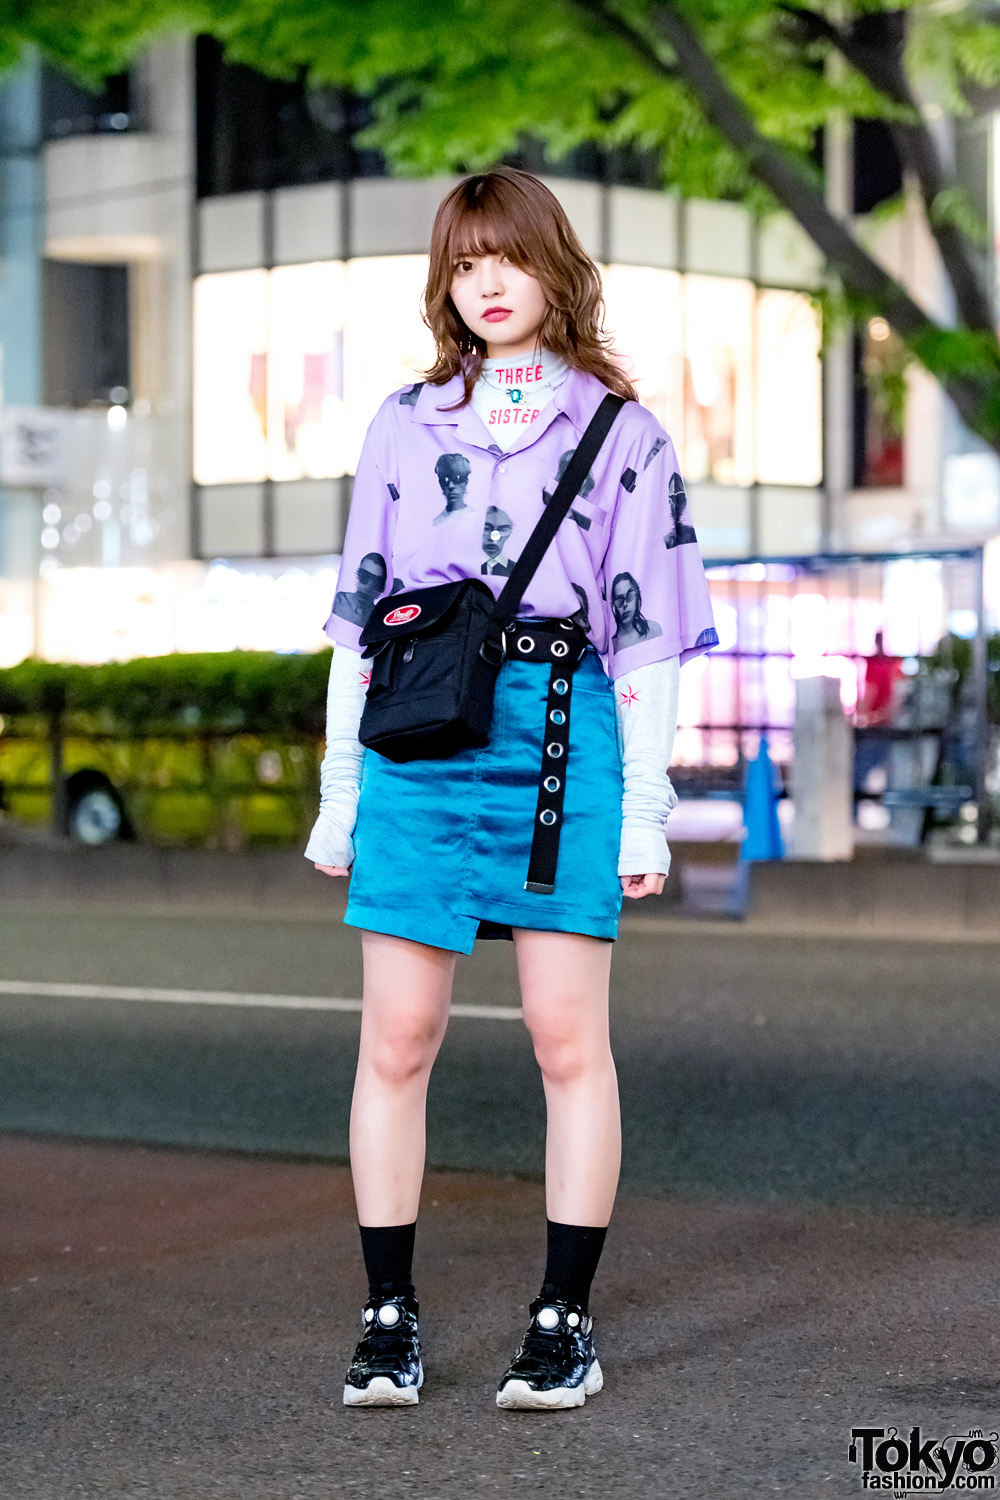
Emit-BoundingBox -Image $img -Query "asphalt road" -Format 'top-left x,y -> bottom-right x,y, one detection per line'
3,901 -> 1000,1498
2,903 -> 1000,1215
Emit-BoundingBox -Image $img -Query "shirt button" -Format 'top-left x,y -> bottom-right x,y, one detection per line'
498,463 -> 507,473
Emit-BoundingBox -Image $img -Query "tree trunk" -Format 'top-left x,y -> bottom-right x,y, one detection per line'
818,9 -> 997,337
572,0 -> 1000,455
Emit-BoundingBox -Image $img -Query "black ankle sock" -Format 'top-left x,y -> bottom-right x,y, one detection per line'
358,1222 -> 416,1300
540,1220 -> 608,1312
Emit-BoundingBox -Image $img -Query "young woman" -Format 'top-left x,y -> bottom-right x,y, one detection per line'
305,166 -> 717,1411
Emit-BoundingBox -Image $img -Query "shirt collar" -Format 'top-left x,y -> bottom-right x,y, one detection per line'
411,373 -> 466,424
551,367 -> 612,434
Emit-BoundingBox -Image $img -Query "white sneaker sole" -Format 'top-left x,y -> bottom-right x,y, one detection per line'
343,1363 -> 424,1407
496,1358 -> 603,1410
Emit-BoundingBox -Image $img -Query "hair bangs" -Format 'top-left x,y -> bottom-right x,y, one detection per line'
445,193 -> 536,272
420,166 -> 638,410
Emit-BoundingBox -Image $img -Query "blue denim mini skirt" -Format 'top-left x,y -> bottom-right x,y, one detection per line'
344,646 -> 624,954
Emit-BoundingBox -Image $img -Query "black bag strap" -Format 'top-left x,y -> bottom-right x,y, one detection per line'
489,392 -> 626,633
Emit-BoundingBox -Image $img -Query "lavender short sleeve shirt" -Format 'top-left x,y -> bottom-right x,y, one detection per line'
323,366 -> 718,677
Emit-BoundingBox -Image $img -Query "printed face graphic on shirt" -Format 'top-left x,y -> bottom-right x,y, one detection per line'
621,437 -> 666,496
481,506 -> 516,576
558,448 -> 595,499
433,452 -> 472,523
644,436 -> 667,470
570,583 -> 591,634
332,552 -> 388,627
664,472 -> 698,550
610,571 -> 663,653
541,448 -> 595,530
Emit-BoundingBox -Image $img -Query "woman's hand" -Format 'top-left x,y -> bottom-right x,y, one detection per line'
620,872 -> 665,899
314,863 -> 351,878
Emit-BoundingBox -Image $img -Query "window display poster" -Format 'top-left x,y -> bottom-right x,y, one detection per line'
193,271 -> 269,485
342,255 -> 437,473
754,289 -> 822,487
267,262 -> 348,480
682,275 -> 755,487
601,264 -> 684,444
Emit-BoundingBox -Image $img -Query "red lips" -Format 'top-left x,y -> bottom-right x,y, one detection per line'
483,308 -> 512,321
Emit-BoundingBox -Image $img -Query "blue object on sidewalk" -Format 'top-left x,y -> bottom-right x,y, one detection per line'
741,735 -> 784,861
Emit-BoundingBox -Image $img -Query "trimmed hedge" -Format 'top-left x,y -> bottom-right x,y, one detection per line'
0,650 -> 333,736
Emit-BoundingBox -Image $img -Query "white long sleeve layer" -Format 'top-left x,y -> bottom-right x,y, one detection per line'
613,655 -> 679,877
302,644 -> 368,869
304,645 -> 680,878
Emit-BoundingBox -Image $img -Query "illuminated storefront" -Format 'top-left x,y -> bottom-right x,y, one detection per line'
678,550 -> 987,784
191,256 -> 823,494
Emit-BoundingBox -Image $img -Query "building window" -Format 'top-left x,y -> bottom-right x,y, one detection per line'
193,269 -> 270,483
754,289 -> 823,488
681,274 -> 756,487
853,119 -> 903,215
42,260 -> 130,408
195,36 -> 383,196
194,256 -> 823,491
195,40 -> 671,198
193,257 -> 440,483
41,67 -> 136,140
853,317 -> 906,489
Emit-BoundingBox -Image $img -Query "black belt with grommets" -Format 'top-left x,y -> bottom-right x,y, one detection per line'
502,617 -> 589,895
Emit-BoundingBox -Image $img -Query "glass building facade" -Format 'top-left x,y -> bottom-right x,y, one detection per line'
0,38 -> 998,820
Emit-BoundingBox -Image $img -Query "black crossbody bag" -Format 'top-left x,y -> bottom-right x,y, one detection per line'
356,391 -> 625,763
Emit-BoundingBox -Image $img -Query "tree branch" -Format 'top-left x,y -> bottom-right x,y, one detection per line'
789,5 -> 996,336
566,0 -> 1000,451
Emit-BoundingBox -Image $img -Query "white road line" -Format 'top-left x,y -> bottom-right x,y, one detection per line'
0,979 -> 522,1021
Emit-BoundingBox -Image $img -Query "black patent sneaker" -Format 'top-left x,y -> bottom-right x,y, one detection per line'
496,1296 -> 603,1410
343,1291 -> 423,1407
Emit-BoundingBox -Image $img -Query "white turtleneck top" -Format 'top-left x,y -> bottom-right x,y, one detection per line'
470,348 -> 570,450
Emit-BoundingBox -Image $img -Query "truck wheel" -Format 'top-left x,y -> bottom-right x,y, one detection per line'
68,784 -> 125,845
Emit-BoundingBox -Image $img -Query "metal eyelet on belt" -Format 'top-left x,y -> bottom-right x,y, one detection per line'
559,620 -> 575,631
550,640 -> 569,658
543,775 -> 561,793
517,635 -> 535,654
546,742 -> 564,759
553,679 -> 568,695
539,809 -> 558,826
549,709 -> 566,725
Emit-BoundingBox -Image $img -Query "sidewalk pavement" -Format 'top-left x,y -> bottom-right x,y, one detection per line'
6,836 -> 1000,936
3,1137 -> 999,1499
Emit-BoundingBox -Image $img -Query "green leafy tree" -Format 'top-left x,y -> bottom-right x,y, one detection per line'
6,0 -> 1000,448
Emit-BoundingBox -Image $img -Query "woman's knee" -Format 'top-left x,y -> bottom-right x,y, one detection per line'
361,1001 -> 447,1086
524,1009 -> 609,1087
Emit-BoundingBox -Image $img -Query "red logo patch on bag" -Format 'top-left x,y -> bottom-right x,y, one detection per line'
384,604 -> 421,626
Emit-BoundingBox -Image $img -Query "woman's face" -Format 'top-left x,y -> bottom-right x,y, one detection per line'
449,250 -> 549,358
612,578 -> 638,630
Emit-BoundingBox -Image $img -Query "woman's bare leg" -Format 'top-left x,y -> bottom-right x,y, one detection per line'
513,930 -> 620,1226
350,931 -> 456,1226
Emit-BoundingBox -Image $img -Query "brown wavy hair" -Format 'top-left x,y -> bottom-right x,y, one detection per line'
420,167 -> 637,411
